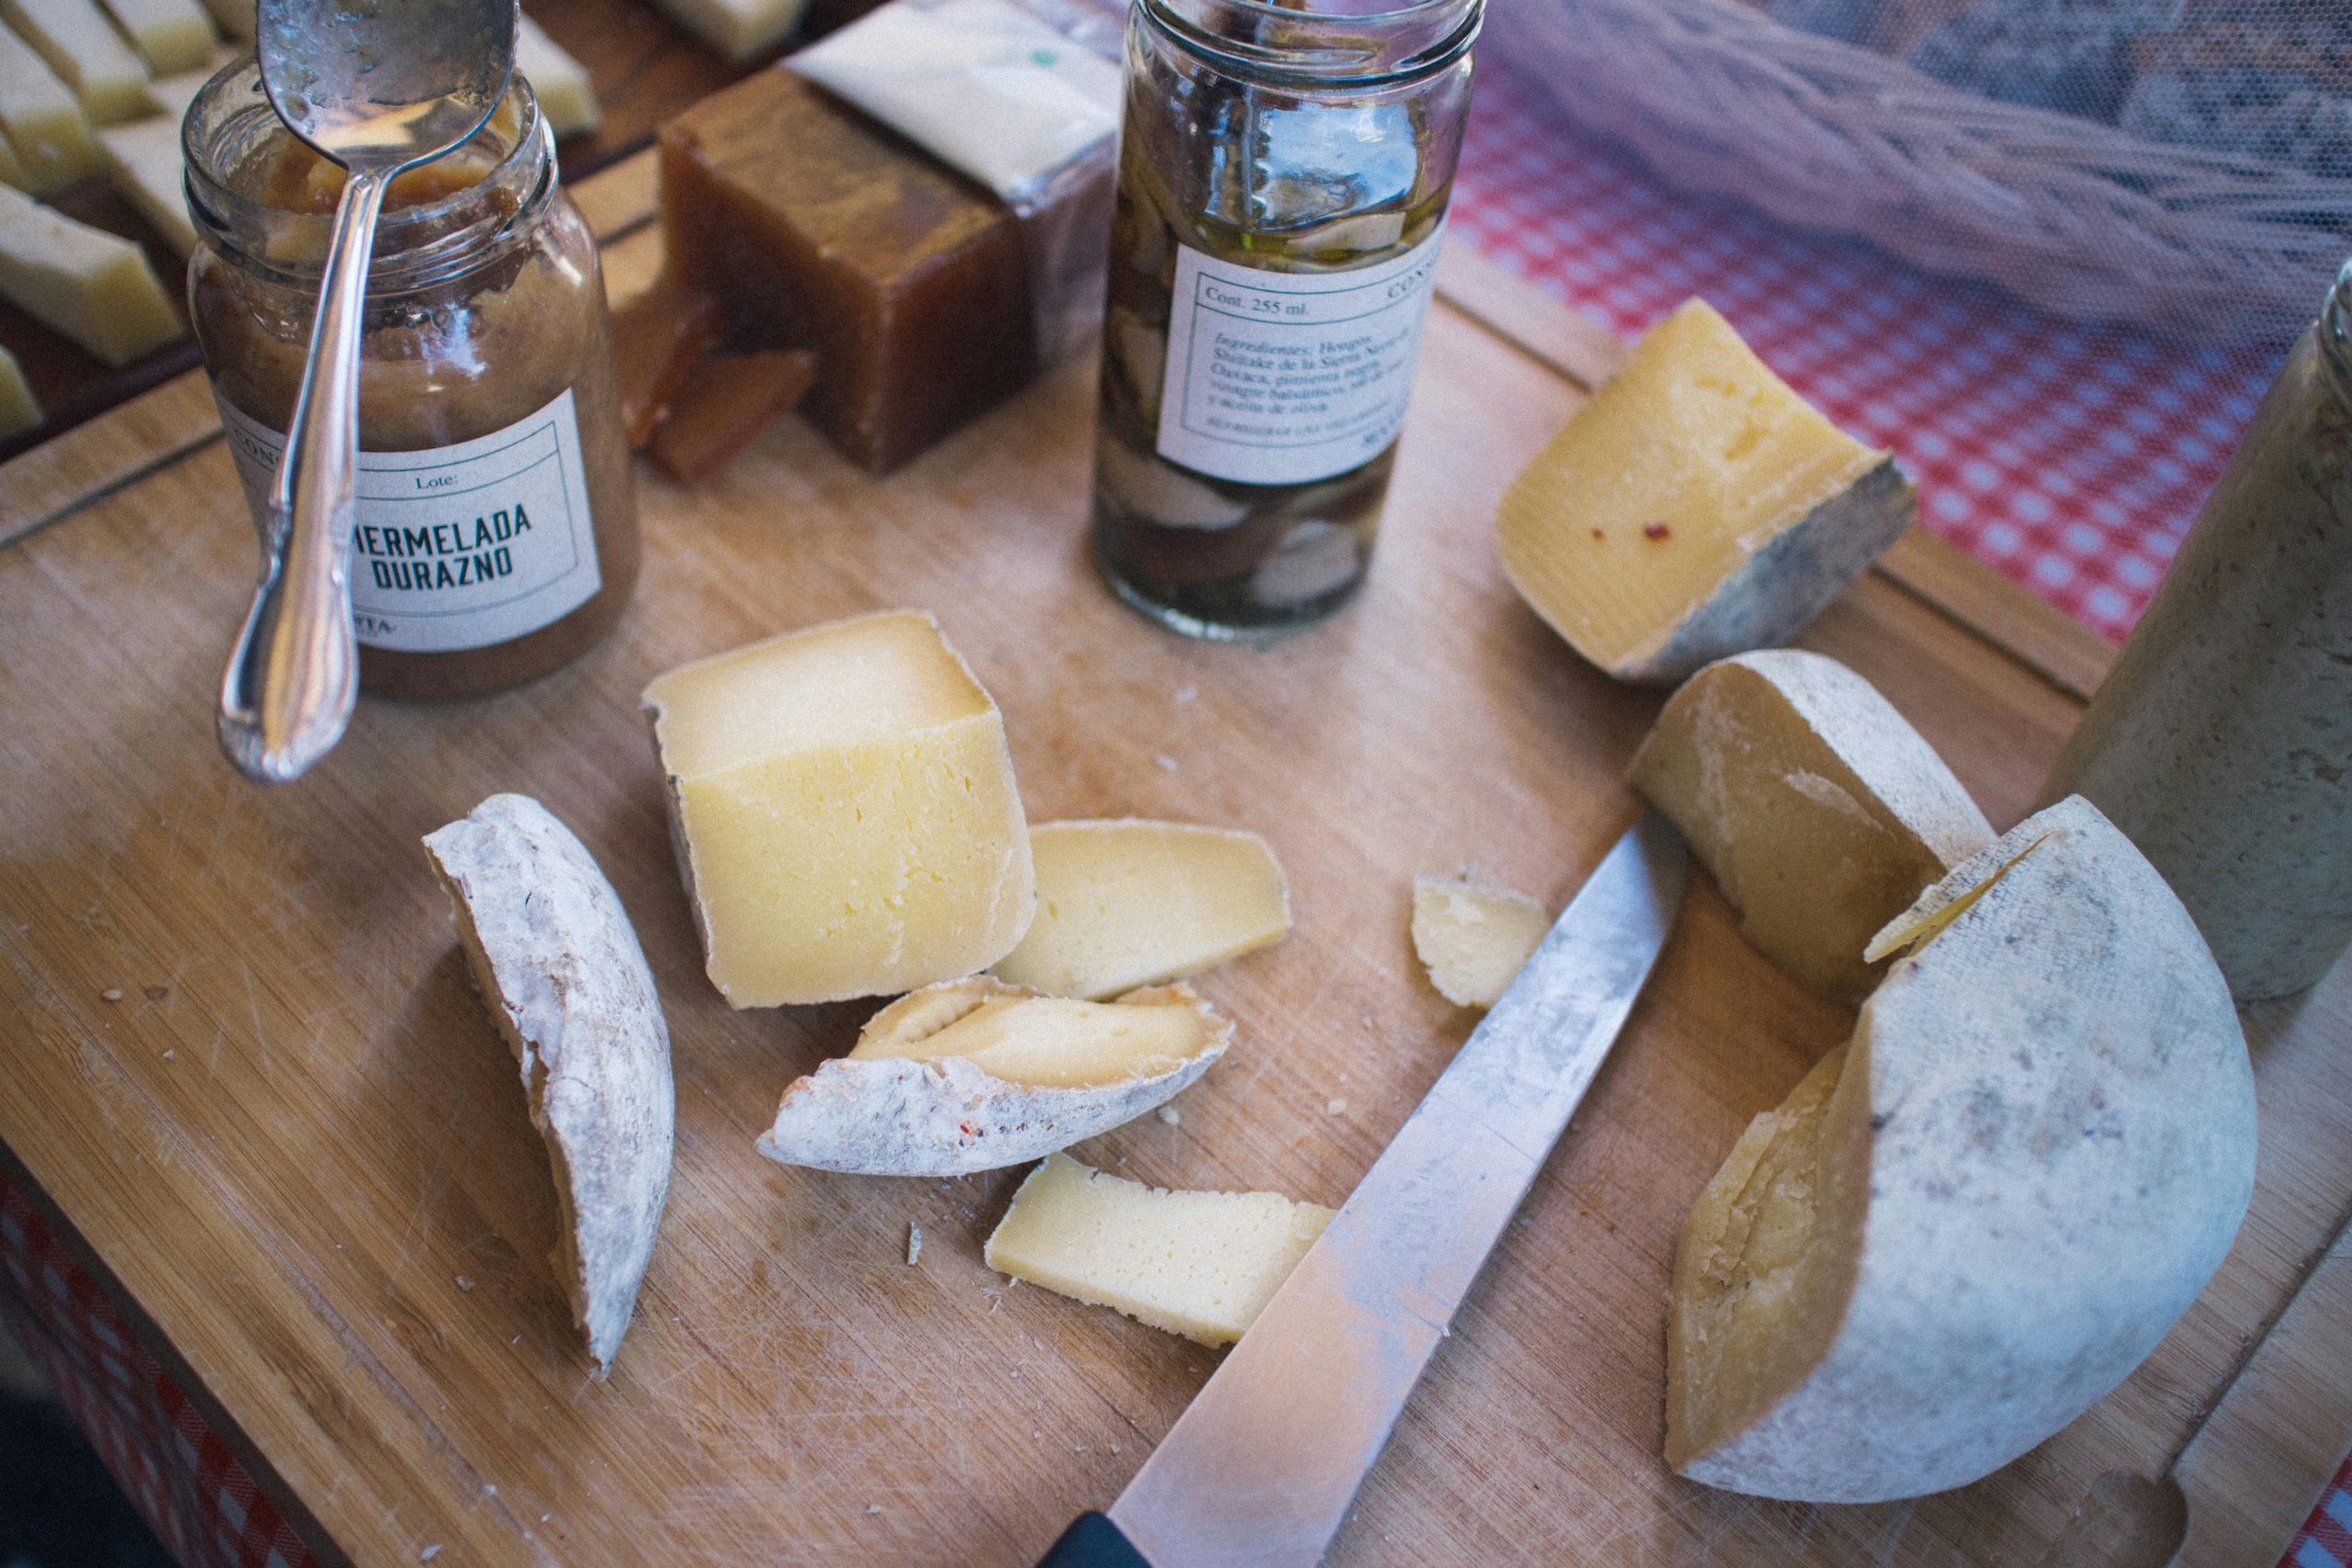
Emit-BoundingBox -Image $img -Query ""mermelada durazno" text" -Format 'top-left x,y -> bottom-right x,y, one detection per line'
356,506 -> 537,592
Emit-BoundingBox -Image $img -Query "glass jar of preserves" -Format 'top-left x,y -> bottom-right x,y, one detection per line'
1091,0 -> 1480,639
185,62 -> 639,701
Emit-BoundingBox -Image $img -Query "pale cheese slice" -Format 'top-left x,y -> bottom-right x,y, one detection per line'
95,0 -> 213,73
97,112 -> 190,254
1631,649 -> 1993,1001
0,343 -> 40,437
190,0 -> 243,38
641,609 -> 1035,1008
985,1152 -> 1333,1346
652,0 -> 809,62
516,14 -> 599,139
0,126 -> 24,186
0,22 -> 103,192
1410,874 -> 1550,1010
1496,299 -> 1914,685
141,57 -> 216,122
992,818 -> 1292,1000
0,182 -> 180,364
1,0 -> 153,123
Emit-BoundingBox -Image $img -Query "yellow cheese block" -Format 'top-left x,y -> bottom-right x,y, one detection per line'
95,0 -> 215,73
0,23 -> 104,193
0,0 -> 153,124
1496,299 -> 1914,685
191,0 -> 245,38
97,114 -> 192,255
992,818 -> 1292,999
1409,874 -> 1550,1010
516,15 -> 599,139
0,344 -> 40,438
0,182 -> 181,364
985,1153 -> 1333,1346
0,127 -> 24,188
652,0 -> 808,62
641,609 -> 1035,1008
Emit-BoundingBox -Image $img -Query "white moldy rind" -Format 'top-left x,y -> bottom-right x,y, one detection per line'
1665,795 -> 2256,1502
424,795 -> 675,1377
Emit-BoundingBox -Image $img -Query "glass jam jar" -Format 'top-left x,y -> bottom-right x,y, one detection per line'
1091,0 -> 1480,639
185,62 -> 639,700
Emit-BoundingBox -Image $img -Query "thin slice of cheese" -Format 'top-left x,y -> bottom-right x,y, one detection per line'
1496,299 -> 1915,685
190,0 -> 244,38
97,113 -> 190,254
0,182 -> 180,363
985,1152 -> 1334,1346
516,13 -> 599,139
992,818 -> 1292,1000
652,0 -> 809,62
1410,874 -> 1550,1009
1,0 -> 153,123
95,0 -> 213,73
0,344 -> 40,437
1631,649 -> 1993,1001
641,609 -> 1035,1007
0,23 -> 104,192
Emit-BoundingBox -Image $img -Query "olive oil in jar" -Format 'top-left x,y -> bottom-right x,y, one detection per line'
1091,0 -> 1481,638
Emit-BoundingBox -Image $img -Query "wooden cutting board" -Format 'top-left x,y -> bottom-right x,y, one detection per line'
1,154 -> 2346,1568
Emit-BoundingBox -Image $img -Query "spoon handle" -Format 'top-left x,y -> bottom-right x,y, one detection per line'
217,165 -> 391,784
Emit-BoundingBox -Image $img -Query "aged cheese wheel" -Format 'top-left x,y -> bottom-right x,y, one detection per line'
1631,649 -> 1993,1001
424,795 -> 675,1377
1665,796 -> 2256,1501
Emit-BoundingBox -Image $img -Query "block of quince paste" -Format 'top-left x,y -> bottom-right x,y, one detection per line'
1410,875 -> 1551,1010
647,348 -> 818,485
95,0 -> 215,73
0,183 -> 180,364
610,272 -> 726,448
657,67 -> 1034,473
0,24 -> 104,194
0,344 -> 40,438
993,819 -> 1292,1000
0,0 -> 153,124
986,1152 -> 1335,1346
1631,650 -> 1992,1002
641,609 -> 1035,1007
1496,299 -> 1914,685
758,976 -> 1229,1175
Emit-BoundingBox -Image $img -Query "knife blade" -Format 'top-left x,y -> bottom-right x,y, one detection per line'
1035,813 -> 1688,1568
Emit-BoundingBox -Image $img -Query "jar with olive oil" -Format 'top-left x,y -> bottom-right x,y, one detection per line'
1091,0 -> 1481,638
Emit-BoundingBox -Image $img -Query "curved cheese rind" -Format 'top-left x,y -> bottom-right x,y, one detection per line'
1632,649 -> 1993,1000
423,794 -> 675,1378
757,977 -> 1231,1176
1666,795 -> 2256,1502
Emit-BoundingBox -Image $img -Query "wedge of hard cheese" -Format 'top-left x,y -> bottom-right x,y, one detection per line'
516,14 -> 599,139
96,0 -> 216,73
1,0 -> 153,123
642,609 -> 1035,1007
993,818 -> 1292,999
0,183 -> 180,364
986,1153 -> 1333,1346
0,23 -> 105,193
758,976 -> 1229,1176
424,795 -> 675,1378
1496,299 -> 1914,685
0,344 -> 39,438
653,0 -> 809,62
96,114 -> 193,255
1410,874 -> 1549,1010
1665,796 -> 2256,1502
1631,650 -> 1992,1001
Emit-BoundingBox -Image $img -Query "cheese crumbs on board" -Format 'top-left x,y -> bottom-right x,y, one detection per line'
985,1153 -> 1333,1346
1410,875 -> 1551,1009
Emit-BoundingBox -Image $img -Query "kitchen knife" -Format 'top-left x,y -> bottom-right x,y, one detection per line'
1034,812 -> 1689,1568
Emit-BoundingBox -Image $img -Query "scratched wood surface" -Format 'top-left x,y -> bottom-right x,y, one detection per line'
2,154 -> 2349,1568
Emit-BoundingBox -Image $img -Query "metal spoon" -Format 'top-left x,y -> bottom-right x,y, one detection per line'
217,0 -> 517,784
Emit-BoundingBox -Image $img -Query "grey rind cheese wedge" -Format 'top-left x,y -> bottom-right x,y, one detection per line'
0,183 -> 181,364
1631,649 -> 1994,1002
985,1152 -> 1334,1346
757,976 -> 1229,1176
1409,874 -> 1549,1010
424,794 -> 675,1378
0,23 -> 104,193
1665,796 -> 2256,1503
0,344 -> 39,437
0,0 -> 153,123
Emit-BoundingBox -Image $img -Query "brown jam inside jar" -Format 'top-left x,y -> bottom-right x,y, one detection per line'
184,64 -> 638,701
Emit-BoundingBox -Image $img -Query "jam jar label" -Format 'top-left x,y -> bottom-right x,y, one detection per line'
216,388 -> 604,655
1153,225 -> 1444,488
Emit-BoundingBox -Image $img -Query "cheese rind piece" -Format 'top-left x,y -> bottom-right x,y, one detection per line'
985,1153 -> 1334,1346
516,14 -> 599,138
0,183 -> 181,364
1410,875 -> 1550,1010
0,344 -> 40,437
423,795 -> 675,1378
757,976 -> 1230,1176
652,0 -> 809,62
1631,649 -> 1993,1001
0,24 -> 104,192
641,609 -> 1035,1007
95,0 -> 214,73
1,0 -> 153,123
96,114 -> 192,254
1496,299 -> 1915,686
993,818 -> 1293,1000
1665,796 -> 2256,1502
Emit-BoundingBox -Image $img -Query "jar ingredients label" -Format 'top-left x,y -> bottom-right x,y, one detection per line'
1153,226 -> 1443,487
216,388 -> 604,655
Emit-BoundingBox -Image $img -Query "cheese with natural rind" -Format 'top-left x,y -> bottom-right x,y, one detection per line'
423,795 -> 674,1378
1496,299 -> 1915,685
0,344 -> 39,437
95,0 -> 214,73
985,1153 -> 1334,1346
0,0 -> 153,123
1631,649 -> 1992,1001
641,609 -> 1035,1007
96,114 -> 192,254
0,182 -> 180,364
516,14 -> 599,138
992,818 -> 1293,1000
1665,795 -> 2256,1503
0,23 -> 104,193
757,976 -> 1229,1176
1410,875 -> 1550,1010
651,0 -> 809,62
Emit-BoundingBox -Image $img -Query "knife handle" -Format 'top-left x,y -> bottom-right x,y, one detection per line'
1036,1512 -> 1152,1568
